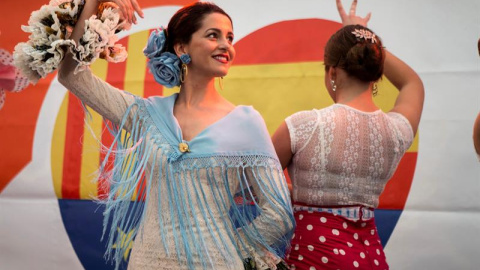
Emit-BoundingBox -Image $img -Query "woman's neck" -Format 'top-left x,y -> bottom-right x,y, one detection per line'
335,80 -> 379,112
176,76 -> 224,109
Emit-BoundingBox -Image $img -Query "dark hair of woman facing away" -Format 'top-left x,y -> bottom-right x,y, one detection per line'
164,2 -> 233,53
324,24 -> 385,83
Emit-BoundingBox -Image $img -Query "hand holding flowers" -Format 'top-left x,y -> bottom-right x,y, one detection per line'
13,0 -> 133,85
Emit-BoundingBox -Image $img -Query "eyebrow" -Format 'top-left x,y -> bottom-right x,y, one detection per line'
205,28 -> 234,36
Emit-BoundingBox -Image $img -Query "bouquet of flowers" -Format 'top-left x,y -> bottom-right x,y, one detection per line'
13,0 -> 130,85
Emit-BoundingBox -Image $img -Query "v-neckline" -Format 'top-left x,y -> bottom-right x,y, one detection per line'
170,93 -> 241,142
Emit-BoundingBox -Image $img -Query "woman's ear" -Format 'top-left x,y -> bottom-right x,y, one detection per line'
328,66 -> 337,81
173,43 -> 187,58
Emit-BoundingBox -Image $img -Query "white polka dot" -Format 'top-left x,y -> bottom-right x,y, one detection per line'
333,248 -> 339,255
332,229 -> 340,235
322,257 -> 328,263
292,233 -> 295,239
319,236 -> 326,243
364,240 -> 370,246
339,249 -> 346,255
308,245 -> 314,251
374,259 -> 379,266
343,222 -> 348,229
361,222 -> 366,227
298,255 -> 303,261
290,264 -> 296,269
295,244 -> 299,250
307,224 -> 313,230
360,252 -> 366,259
371,229 -> 375,235
320,217 -> 327,223
354,233 -> 359,240
347,242 -> 353,247
299,214 -> 304,220
310,267 -> 316,270
353,261 -> 359,268
376,249 -> 381,255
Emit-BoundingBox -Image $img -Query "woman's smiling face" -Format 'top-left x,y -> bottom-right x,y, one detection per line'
185,12 -> 235,78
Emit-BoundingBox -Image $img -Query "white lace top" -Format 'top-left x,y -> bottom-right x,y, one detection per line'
285,104 -> 414,208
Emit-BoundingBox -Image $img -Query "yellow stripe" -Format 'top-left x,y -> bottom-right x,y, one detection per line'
224,61 -> 418,152
51,93 -> 69,199
124,31 -> 149,96
79,60 -> 108,199
224,62 -> 331,134
408,133 -> 419,152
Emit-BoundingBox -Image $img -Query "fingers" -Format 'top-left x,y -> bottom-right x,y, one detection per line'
350,0 -> 358,15
122,0 -> 134,24
336,0 -> 347,21
364,12 -> 371,23
131,0 -> 144,19
113,0 -> 129,23
97,0 -> 141,24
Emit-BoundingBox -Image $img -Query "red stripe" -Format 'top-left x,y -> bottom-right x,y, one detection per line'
234,19 -> 340,65
378,152 -> 418,209
61,92 -> 85,199
107,37 -> 128,90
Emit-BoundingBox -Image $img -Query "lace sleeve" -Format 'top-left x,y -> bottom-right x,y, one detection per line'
285,110 -> 319,154
58,60 -> 135,128
387,112 -> 415,153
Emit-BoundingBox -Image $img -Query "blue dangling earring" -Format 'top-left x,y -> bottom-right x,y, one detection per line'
180,53 -> 191,83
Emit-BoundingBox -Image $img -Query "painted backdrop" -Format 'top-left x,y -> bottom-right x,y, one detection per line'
1,0 -> 479,269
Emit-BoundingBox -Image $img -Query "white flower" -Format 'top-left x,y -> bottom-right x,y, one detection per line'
102,44 -> 127,63
13,42 -> 42,84
86,16 -> 112,48
54,0 -> 84,22
28,4 -> 55,26
101,8 -> 121,30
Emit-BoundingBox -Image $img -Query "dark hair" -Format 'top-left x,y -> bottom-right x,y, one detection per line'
324,24 -> 385,82
164,2 -> 233,53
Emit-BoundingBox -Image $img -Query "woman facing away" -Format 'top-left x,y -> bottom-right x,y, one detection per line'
272,0 -> 424,269
57,1 -> 294,269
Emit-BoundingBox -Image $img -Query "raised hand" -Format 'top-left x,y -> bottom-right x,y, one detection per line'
98,0 -> 144,24
336,0 -> 371,27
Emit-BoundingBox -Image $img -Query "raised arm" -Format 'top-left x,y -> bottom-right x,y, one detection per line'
336,0 -> 424,135
57,0 -> 143,125
384,51 -> 424,135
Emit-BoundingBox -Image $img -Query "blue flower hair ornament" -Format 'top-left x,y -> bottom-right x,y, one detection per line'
143,28 -> 167,59
147,52 -> 181,88
144,27 -> 192,88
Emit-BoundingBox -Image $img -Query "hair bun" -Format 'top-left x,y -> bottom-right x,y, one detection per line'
345,43 -> 383,82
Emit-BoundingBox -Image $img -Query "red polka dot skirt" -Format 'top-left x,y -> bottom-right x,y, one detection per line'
285,205 -> 389,270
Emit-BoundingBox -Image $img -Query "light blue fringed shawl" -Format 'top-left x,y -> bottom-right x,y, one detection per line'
98,93 -> 295,270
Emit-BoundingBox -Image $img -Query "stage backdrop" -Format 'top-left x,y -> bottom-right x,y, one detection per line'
1,0 -> 479,269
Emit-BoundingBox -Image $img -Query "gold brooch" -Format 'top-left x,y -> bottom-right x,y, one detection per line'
178,142 -> 190,153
